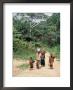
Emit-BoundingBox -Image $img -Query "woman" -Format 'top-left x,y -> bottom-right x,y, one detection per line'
36,51 -> 41,69
40,50 -> 45,66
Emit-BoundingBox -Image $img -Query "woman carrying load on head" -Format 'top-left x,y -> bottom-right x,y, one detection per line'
40,50 -> 46,67
36,47 -> 41,69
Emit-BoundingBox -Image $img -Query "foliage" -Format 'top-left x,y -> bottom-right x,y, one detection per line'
17,64 -> 29,70
13,13 -> 60,59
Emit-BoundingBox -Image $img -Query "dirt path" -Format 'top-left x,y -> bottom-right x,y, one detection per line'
13,52 -> 60,77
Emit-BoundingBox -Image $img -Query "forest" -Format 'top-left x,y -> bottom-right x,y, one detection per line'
13,13 -> 60,60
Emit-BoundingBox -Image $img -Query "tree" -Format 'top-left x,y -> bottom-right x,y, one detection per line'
13,13 -> 60,51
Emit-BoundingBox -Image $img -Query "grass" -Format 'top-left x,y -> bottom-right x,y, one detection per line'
49,45 -> 60,59
13,42 -> 60,61
17,64 -> 29,70
13,48 -> 36,60
41,42 -> 60,59
45,45 -> 60,59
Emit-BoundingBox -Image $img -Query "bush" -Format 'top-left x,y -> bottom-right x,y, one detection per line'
48,45 -> 60,59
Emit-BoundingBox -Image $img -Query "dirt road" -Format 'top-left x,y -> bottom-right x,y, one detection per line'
13,52 -> 60,77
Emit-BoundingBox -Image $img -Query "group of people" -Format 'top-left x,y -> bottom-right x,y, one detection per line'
29,47 -> 55,70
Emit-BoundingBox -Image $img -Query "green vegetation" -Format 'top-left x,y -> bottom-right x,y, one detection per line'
13,47 -> 36,60
17,64 -> 29,70
46,45 -> 60,59
13,13 -> 60,60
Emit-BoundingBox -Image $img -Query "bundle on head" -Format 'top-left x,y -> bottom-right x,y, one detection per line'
41,50 -> 45,55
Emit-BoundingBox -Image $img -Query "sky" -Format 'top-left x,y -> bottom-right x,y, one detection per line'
44,13 -> 53,16
13,13 -> 53,23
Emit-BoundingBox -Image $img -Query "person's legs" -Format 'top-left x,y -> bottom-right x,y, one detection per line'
36,60 -> 40,69
41,59 -> 45,67
50,64 -> 53,69
41,59 -> 43,66
43,59 -> 45,66
29,64 -> 33,70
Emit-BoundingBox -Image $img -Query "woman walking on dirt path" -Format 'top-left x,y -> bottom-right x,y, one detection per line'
36,50 -> 41,69
40,50 -> 45,67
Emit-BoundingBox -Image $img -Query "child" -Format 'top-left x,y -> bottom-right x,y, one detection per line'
40,50 -> 45,67
49,53 -> 55,69
36,60 -> 40,69
29,57 -> 34,70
